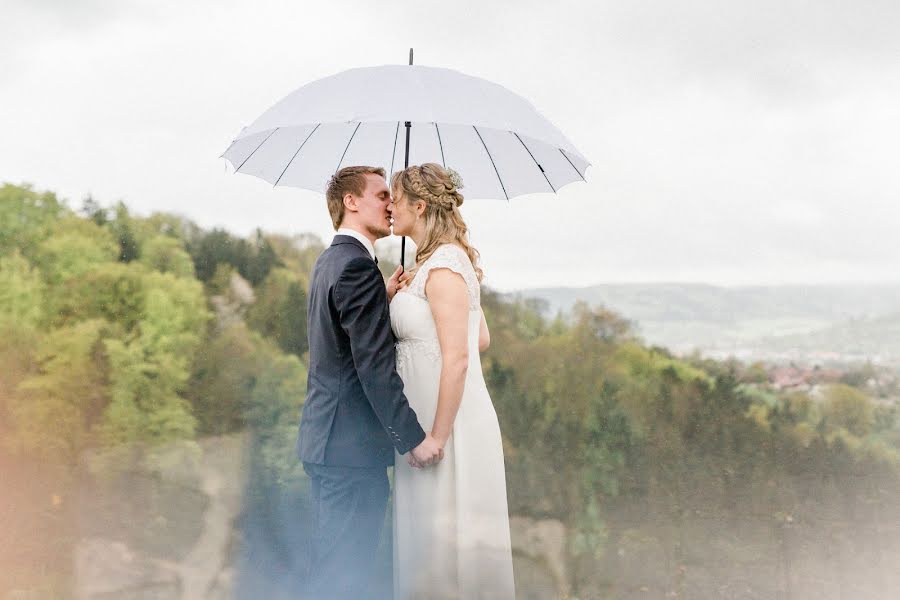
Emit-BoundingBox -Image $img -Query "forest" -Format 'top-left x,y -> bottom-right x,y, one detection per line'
2,182 -> 898,599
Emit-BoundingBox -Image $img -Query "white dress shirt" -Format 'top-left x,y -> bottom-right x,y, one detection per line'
335,227 -> 376,261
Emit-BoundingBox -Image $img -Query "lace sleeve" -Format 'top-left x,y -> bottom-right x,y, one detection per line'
406,244 -> 480,309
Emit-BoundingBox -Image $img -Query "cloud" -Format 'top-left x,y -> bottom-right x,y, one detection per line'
1,0 -> 899,290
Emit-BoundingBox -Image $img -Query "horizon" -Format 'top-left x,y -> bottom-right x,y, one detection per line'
514,280 -> 900,291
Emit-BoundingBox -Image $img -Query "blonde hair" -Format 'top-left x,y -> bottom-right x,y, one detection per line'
326,165 -> 386,229
390,163 -> 483,282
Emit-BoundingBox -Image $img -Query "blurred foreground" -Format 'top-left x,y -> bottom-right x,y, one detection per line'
3,434 -> 898,599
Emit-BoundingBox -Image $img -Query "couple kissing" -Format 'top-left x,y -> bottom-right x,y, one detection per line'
297,163 -> 515,599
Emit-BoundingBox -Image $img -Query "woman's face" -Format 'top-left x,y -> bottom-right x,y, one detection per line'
390,189 -> 421,237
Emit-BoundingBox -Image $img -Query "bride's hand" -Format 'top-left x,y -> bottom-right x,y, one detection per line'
386,265 -> 404,302
389,269 -> 414,302
396,270 -> 412,291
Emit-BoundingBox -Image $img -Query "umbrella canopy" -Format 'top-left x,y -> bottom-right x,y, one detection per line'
222,65 -> 589,200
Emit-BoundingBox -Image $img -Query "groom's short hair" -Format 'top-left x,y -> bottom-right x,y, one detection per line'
326,166 -> 386,229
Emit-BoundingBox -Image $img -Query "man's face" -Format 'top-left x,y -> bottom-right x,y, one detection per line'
355,173 -> 393,239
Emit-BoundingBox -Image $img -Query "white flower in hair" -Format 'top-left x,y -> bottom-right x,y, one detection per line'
446,167 -> 464,189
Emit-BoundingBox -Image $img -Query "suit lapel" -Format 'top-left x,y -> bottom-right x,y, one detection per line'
332,235 -> 374,261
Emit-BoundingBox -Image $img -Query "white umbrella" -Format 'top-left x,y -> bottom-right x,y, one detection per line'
221,51 -> 590,260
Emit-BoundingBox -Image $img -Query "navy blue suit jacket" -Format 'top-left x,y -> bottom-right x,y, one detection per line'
297,235 -> 426,467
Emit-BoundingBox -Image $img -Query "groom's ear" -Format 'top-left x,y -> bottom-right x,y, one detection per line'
343,193 -> 358,213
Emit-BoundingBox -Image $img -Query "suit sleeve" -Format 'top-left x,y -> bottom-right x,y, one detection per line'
334,257 -> 426,454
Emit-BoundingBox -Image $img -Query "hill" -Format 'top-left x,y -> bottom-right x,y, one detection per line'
515,283 -> 900,364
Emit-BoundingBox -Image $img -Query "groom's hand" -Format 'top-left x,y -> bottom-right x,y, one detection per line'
386,265 -> 404,302
409,433 -> 444,468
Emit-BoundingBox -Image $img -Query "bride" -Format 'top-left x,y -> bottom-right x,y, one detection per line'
388,163 -> 515,599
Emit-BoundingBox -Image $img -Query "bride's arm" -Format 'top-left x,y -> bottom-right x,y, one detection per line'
478,308 -> 490,352
426,268 -> 470,448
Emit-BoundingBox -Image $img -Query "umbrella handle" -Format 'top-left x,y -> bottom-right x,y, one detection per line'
401,119 -> 411,269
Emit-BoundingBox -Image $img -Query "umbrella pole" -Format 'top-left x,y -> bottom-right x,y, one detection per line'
402,121 -> 410,267
401,48 -> 413,269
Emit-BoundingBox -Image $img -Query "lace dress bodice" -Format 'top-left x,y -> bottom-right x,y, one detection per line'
390,244 -> 481,373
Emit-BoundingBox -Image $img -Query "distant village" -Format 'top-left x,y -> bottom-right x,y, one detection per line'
754,362 -> 899,405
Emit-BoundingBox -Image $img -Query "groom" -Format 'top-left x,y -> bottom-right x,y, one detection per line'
297,165 -> 444,599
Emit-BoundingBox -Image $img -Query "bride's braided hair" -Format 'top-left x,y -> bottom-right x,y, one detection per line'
406,167 -> 462,210
391,163 -> 483,282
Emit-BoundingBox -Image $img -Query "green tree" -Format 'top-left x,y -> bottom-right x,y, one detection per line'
56,262 -> 145,331
8,319 -> 109,461
97,272 -> 210,446
139,235 -> 195,278
280,281 -> 309,356
188,323 -> 261,435
244,229 -> 280,286
99,336 -> 196,445
246,268 -> 308,357
0,251 -> 45,332
0,183 -> 65,258
108,201 -> 140,263
823,383 -> 875,437
80,195 -> 108,226
267,233 -> 323,288
190,229 -> 244,282
245,343 -> 307,485
33,216 -> 118,287
188,228 -> 281,286
0,252 -> 45,439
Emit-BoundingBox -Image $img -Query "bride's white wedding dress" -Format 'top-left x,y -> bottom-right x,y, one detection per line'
390,244 -> 515,599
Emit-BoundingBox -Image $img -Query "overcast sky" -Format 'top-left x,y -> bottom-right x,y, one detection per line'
2,0 -> 899,291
